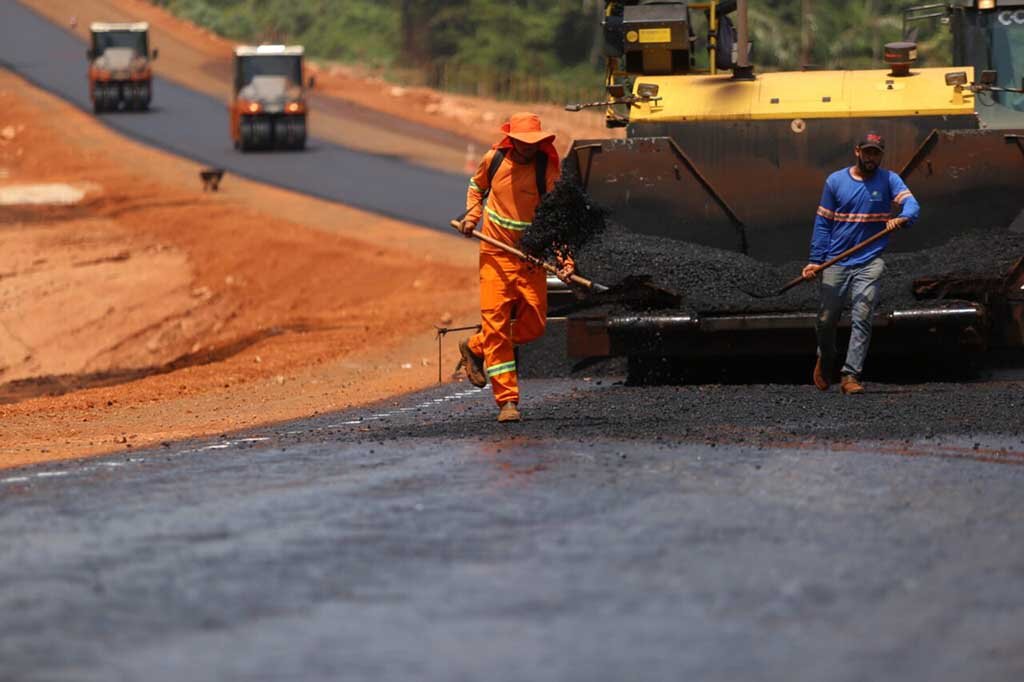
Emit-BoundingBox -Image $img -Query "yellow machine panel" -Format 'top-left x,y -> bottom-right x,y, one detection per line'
630,67 -> 977,122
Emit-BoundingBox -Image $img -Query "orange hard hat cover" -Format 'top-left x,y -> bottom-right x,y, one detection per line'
493,112 -> 558,166
501,112 -> 555,145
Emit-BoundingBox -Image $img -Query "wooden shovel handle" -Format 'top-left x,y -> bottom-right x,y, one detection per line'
778,224 -> 899,295
449,219 -> 607,292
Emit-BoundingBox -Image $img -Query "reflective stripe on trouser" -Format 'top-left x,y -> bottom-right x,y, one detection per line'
816,257 -> 885,379
467,252 -> 547,406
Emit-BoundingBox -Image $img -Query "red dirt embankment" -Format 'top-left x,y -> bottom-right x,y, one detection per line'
0,69 -> 479,470
2,0 -> 619,471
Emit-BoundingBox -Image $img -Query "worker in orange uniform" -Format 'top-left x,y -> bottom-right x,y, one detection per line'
456,112 -> 574,423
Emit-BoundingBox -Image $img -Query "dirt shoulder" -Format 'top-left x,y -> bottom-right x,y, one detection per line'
0,68 -> 480,470
20,0 -> 617,171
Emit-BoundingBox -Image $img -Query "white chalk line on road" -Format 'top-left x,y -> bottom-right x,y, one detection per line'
323,386 -> 486,429
1,385 -> 488,488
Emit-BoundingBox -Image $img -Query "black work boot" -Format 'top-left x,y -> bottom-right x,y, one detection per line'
459,339 -> 486,388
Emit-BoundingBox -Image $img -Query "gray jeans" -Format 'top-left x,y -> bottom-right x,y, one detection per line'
816,257 -> 885,379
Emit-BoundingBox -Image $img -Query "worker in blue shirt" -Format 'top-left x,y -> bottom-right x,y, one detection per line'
803,132 -> 920,394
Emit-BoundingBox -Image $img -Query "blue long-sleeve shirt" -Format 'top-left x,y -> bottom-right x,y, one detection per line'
810,167 -> 920,267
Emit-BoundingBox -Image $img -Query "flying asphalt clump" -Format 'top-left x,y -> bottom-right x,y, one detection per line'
520,179 -> 608,262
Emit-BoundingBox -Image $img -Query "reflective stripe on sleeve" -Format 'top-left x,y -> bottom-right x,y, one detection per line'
469,179 -> 482,192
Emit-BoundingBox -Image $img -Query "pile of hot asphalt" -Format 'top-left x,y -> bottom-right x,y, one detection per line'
521,179 -> 607,261
573,224 -> 1024,314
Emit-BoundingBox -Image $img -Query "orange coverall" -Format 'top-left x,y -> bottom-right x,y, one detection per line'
464,144 -> 560,406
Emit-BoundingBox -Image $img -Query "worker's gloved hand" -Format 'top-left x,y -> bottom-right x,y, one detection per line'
554,250 -> 576,284
801,263 -> 820,280
459,220 -> 477,238
886,217 -> 908,231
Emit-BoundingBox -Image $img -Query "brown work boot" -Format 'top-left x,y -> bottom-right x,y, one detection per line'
813,357 -> 830,391
840,374 -> 865,395
497,402 -> 521,423
459,339 -> 486,388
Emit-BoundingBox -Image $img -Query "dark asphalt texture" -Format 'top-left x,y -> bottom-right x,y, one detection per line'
573,223 -> 1024,314
4,4 -> 1024,679
3,377 -> 1024,681
0,1 -> 467,232
521,179 -> 607,261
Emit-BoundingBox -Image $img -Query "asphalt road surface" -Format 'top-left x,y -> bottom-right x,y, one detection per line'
3,378 -> 1024,681
0,1 -> 467,231
4,3 -> 1023,679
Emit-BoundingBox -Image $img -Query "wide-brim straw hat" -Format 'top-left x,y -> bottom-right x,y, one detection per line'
502,112 -> 556,145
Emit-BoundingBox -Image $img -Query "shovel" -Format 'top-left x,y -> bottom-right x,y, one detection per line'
777,223 -> 901,295
449,219 -> 609,292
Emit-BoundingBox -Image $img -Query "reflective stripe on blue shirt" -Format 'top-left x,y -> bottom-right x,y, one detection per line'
810,167 -> 920,267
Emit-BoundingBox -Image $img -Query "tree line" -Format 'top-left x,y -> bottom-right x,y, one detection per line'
150,1 -> 952,85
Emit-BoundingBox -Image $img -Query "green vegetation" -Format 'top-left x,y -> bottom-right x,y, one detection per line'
150,1 -> 954,99
744,1 -> 952,71
150,0 -> 400,65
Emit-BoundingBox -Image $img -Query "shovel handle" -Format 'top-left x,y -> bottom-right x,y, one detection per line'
777,224 -> 899,295
449,219 -> 607,292
778,272 -> 810,295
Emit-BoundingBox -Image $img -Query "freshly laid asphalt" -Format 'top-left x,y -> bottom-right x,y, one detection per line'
4,3 -> 1024,679
3,376 -> 1024,681
0,1 -> 467,231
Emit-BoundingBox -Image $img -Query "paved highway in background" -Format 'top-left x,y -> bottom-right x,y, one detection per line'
0,1 -> 468,231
